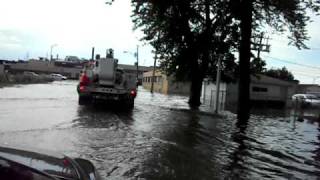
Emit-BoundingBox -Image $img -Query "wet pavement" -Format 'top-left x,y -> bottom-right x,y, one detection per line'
1,81 -> 320,179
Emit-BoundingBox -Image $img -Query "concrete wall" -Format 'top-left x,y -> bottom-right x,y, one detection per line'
167,76 -> 190,95
0,64 -> 4,76
201,80 -> 227,110
142,70 -> 189,95
0,64 -> 4,81
225,82 -> 297,108
142,71 -> 168,94
9,60 -> 82,79
250,84 -> 283,101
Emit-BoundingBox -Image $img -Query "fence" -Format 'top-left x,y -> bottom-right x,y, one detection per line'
202,89 -> 227,111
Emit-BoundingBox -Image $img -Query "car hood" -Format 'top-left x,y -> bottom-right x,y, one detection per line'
0,145 -> 78,179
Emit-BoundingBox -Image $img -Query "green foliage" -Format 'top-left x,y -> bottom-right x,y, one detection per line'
130,0 -> 319,79
131,0 -> 239,81
263,67 -> 296,82
107,0 -> 319,106
251,57 -> 266,75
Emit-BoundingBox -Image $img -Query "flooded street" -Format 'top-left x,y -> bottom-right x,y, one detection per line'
1,81 -> 320,179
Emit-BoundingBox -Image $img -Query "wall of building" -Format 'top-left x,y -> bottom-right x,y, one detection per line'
201,80 -> 227,111
250,84 -> 284,101
0,64 -> 4,81
142,71 -> 168,94
9,60 -> 82,79
167,76 -> 190,95
142,70 -> 189,95
0,64 -> 4,76
225,82 -> 297,108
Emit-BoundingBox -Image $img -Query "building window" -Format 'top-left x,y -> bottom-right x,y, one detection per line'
252,86 -> 268,92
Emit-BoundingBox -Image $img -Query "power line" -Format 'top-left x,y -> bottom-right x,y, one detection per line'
292,72 -> 319,77
262,55 -> 320,70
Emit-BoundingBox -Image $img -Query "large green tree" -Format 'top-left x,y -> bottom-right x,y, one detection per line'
235,0 -> 319,121
107,0 -> 319,120
264,67 -> 296,82
131,0 -> 239,107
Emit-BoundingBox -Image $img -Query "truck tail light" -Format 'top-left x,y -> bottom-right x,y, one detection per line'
79,85 -> 86,92
80,73 -> 90,86
130,89 -> 137,98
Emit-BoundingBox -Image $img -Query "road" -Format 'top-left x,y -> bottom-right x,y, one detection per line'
1,81 -> 320,179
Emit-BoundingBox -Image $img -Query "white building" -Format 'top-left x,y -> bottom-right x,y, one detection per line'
201,74 -> 298,110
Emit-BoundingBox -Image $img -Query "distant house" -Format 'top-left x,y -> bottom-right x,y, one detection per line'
118,64 -> 153,85
142,70 -> 190,95
227,75 -> 298,108
202,74 -> 298,109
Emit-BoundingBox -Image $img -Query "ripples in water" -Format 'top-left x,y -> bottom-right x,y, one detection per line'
1,83 -> 320,179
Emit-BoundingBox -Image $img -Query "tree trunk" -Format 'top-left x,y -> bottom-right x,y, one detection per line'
188,0 -> 210,109
237,0 -> 253,122
189,69 -> 203,108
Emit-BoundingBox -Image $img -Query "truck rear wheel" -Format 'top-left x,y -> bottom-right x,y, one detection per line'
78,96 -> 91,105
125,99 -> 134,109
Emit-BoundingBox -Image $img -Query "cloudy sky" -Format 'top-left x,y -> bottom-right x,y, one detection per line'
0,0 -> 319,84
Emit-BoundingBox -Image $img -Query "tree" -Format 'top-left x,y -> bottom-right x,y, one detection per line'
131,0 -> 239,108
251,57 -> 266,75
107,0 -> 319,120
264,67 -> 296,82
234,0 -> 319,121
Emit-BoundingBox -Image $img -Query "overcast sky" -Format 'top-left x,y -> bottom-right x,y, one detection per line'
0,0 -> 319,84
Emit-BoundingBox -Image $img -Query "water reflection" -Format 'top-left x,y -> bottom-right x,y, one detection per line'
137,111 -> 224,179
74,104 -> 134,128
226,121 -> 250,179
3,82 -> 320,179
312,123 -> 320,173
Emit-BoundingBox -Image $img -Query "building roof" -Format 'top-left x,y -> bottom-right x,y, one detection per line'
118,64 -> 153,72
297,84 -> 320,87
251,74 -> 298,86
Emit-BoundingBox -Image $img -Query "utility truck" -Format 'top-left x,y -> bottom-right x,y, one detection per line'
77,49 -> 137,108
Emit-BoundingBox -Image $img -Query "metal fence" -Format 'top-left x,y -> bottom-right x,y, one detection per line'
202,89 -> 226,111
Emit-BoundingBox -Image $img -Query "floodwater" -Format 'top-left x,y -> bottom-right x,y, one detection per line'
1,81 -> 320,179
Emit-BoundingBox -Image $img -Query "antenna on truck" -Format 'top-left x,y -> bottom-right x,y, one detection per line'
106,49 -> 114,58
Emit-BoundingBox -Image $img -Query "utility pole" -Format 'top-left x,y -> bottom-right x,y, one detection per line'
91,47 -> 95,61
215,55 -> 222,114
151,50 -> 157,93
252,32 -> 270,58
136,45 -> 139,85
50,44 -> 57,61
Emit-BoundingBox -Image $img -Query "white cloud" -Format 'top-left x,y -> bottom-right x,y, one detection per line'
0,0 -> 319,82
262,13 -> 320,84
0,0 -> 154,64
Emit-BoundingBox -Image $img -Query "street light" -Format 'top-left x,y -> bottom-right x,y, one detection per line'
50,44 -> 58,61
123,45 -> 139,85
